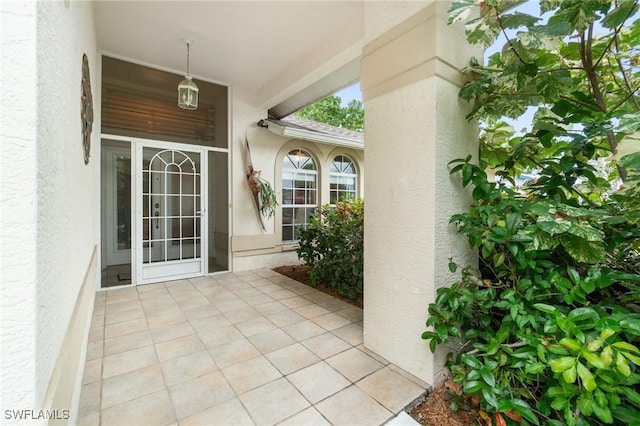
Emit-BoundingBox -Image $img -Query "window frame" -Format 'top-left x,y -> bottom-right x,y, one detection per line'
281,148 -> 318,243
329,154 -> 357,204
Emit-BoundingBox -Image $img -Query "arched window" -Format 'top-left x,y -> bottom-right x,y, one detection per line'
282,149 -> 317,242
330,155 -> 357,204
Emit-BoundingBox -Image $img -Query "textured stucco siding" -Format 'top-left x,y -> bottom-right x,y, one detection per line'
233,251 -> 302,272
1,0 -> 98,416
364,77 -> 439,383
35,0 -> 98,407
361,0 -> 479,385
1,0 -> 39,413
364,76 -> 476,384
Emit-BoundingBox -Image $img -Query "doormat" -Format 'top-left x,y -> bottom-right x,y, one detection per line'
117,274 -> 132,282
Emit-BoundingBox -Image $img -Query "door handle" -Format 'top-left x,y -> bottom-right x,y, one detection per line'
154,211 -> 160,229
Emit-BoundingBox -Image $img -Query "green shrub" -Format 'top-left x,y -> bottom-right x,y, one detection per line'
296,199 -> 364,301
423,159 -> 640,426
421,1 -> 640,424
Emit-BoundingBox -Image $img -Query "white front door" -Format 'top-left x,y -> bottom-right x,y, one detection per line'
135,144 -> 207,284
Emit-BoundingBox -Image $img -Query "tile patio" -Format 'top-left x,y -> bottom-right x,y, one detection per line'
78,269 -> 428,426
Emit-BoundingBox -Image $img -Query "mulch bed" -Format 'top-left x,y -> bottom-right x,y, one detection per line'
272,264 -> 480,425
272,264 -> 363,308
410,386 -> 481,425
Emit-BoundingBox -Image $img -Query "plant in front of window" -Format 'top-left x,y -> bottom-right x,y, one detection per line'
422,1 -> 640,425
297,199 -> 364,301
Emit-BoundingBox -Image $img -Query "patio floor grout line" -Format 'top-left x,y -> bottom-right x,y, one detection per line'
78,270 -> 429,426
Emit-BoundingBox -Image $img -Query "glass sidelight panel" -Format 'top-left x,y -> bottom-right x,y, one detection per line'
207,151 -> 229,272
115,155 -> 132,250
101,140 -> 133,288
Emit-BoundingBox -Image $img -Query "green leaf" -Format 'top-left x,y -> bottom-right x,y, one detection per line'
493,252 -> 505,268
525,362 -> 547,374
510,399 -> 540,425
461,353 -> 483,369
583,351 -> 606,369
562,365 -> 577,383
480,369 -> 496,387
577,392 -> 594,416
587,339 -> 603,352
602,1 -> 639,28
567,223 -> 604,242
463,380 -> 482,394
567,267 -> 581,285
620,151 -> 640,170
576,362 -> 597,391
448,0 -> 475,25
622,351 -> 640,366
559,338 -> 582,352
620,387 -> 640,408
561,235 -> 606,264
550,396 -> 569,411
501,12 -> 540,29
620,319 -> 640,336
616,352 -> 632,376
496,327 -> 510,343
482,386 -> 499,409
486,340 -> 500,356
568,307 -> 599,323
600,346 -> 613,368
612,341 -> 640,353
592,400 -> 613,424
534,303 -> 559,314
600,328 -> 615,340
550,356 -> 575,373
537,219 -> 571,235
580,278 -> 596,294
467,369 -> 481,381
612,406 -> 640,423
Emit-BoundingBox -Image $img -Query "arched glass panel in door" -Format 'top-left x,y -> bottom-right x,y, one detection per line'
142,149 -> 201,265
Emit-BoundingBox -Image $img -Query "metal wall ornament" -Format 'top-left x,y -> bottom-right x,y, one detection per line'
81,53 -> 94,164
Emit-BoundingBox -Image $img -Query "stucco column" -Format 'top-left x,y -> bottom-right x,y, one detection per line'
361,1 -> 480,385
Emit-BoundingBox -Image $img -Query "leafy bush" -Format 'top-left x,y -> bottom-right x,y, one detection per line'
422,1 -> 640,425
423,158 -> 640,425
296,199 -> 364,301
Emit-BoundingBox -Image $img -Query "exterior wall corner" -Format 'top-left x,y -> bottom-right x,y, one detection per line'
361,2 -> 478,385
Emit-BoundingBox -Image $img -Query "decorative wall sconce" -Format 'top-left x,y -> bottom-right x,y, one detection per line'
178,40 -> 199,110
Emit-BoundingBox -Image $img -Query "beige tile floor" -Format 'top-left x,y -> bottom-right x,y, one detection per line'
78,269 -> 428,426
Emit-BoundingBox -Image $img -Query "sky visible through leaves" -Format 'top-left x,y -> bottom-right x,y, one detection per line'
334,1 -> 639,133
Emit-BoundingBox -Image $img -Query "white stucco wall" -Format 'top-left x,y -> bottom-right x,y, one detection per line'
1,0 -> 39,414
35,0 -> 99,406
363,0 -> 432,44
1,0 -> 98,418
361,1 -> 479,385
231,90 -> 364,271
364,77 -> 476,383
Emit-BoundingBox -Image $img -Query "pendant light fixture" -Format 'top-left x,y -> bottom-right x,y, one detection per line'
178,40 -> 199,110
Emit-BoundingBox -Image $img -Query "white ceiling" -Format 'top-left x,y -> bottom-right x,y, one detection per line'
94,1 -> 364,111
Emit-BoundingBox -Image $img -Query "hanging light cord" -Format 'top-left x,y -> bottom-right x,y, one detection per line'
186,42 -> 191,77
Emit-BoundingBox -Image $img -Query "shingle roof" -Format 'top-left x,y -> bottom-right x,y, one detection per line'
279,115 -> 364,142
